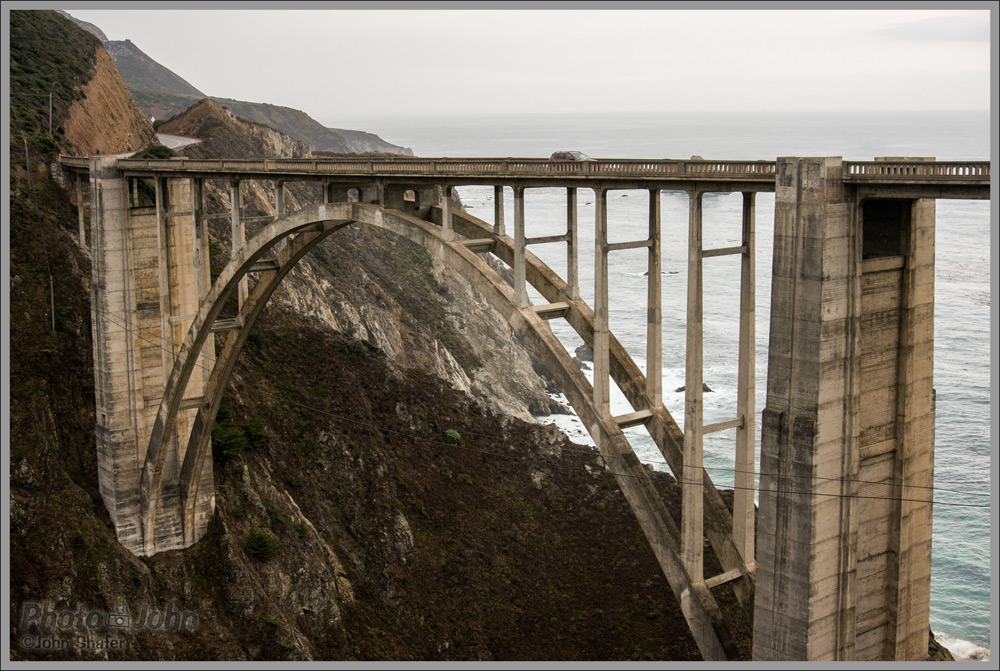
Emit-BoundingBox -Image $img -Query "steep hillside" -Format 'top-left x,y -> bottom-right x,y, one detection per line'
62,45 -> 158,156
159,99 -> 312,159
103,39 -> 206,122
9,12 -> 740,664
85,24 -> 411,156
157,98 -> 560,421
59,9 -> 108,41
210,97 -> 413,156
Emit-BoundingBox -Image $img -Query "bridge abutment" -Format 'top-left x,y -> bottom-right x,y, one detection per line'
754,157 -> 935,661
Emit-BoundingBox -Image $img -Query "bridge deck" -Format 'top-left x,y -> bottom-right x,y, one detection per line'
59,156 -> 990,197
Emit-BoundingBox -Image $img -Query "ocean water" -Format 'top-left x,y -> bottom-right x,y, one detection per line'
336,111 -> 992,657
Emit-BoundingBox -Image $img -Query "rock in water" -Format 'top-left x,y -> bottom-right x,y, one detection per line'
674,383 -> 714,393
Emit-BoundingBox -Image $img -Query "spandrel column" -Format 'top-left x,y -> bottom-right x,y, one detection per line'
734,191 -> 756,564
683,188 -> 705,583
229,180 -> 247,309
593,187 -> 610,420
567,187 -> 579,301
513,186 -> 528,308
493,185 -> 506,237
647,188 -> 662,406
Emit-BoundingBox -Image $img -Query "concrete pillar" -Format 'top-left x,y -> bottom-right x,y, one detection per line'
593,187 -> 610,420
494,185 -> 506,237
753,157 -> 939,661
440,184 -> 454,240
646,189 -> 662,406
754,157 -> 856,661
230,180 -> 247,308
274,180 -> 286,219
90,163 -> 211,555
131,178 -> 139,208
734,191 -> 756,563
567,187 -> 579,301
513,186 -> 528,308
90,157 -> 144,553
76,175 -> 87,248
682,189 -> 705,583
890,196 -> 935,660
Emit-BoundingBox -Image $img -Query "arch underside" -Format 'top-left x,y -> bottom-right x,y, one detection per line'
142,201 -> 754,660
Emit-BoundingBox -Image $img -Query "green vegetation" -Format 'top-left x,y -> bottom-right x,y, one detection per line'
10,10 -> 100,158
444,429 -> 462,445
128,144 -> 174,159
211,401 -> 270,460
245,529 -> 281,560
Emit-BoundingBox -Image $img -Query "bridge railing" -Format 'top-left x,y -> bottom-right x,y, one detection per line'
97,156 -> 779,181
60,155 -> 989,187
844,160 -> 990,181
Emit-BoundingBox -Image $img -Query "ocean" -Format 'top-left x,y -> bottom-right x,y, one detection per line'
333,110 -> 992,658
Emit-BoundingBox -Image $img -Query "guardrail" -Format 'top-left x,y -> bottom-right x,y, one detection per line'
59,155 -> 989,187
67,156 -> 778,182
843,160 -> 990,181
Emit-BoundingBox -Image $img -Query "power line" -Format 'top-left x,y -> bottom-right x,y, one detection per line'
88,284 -> 987,501
88,302 -> 989,510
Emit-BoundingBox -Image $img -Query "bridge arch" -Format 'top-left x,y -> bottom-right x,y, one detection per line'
140,199 -> 752,659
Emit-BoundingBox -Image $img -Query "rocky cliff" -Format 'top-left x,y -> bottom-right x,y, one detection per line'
160,99 -> 561,421
62,46 -> 157,157
159,99 -> 312,160
10,13 -> 723,662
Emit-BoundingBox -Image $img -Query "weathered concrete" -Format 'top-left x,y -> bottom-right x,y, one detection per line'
754,157 -> 936,661
70,152 -> 983,658
89,158 -> 213,554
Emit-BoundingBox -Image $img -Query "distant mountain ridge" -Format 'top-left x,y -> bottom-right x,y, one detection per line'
64,12 -> 410,155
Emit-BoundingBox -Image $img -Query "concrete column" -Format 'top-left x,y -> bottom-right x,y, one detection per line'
440,185 -> 454,241
322,180 -> 331,204
274,180 -> 286,219
132,178 -> 139,208
889,196 -> 936,660
593,187 -> 610,420
683,189 -> 704,583
513,186 -> 528,308
90,157 -> 144,553
494,185 -> 506,237
734,191 -> 756,564
155,177 -> 176,358
754,157 -> 856,661
567,187 -> 579,301
76,175 -> 87,248
646,189 -> 662,406
230,180 -> 247,308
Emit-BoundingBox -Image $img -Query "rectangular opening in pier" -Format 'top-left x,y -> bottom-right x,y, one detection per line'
862,199 -> 910,259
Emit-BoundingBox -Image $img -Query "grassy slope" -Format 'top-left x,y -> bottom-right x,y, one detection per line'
9,10 -> 101,158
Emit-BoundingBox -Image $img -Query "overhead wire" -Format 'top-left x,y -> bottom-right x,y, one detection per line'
88,298 -> 989,510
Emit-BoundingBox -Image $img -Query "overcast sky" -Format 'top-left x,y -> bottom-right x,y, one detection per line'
65,6 -> 992,126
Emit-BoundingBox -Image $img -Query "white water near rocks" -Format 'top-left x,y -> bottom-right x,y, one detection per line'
335,110 -> 991,658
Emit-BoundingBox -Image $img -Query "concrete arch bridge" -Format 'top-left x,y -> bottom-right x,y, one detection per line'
59,154 -> 989,661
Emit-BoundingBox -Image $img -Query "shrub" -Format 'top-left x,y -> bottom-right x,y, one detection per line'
246,529 -> 280,559
444,429 -> 461,445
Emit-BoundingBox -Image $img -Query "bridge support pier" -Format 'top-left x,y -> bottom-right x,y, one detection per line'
89,157 -> 214,555
754,157 -> 936,661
